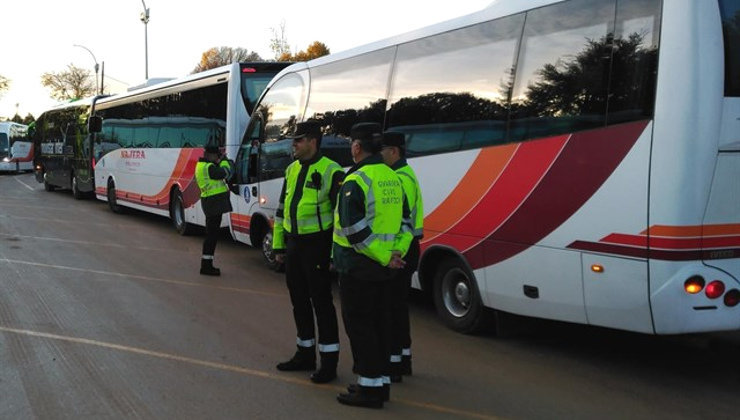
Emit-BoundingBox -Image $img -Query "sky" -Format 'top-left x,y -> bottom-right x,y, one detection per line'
0,0 -> 492,119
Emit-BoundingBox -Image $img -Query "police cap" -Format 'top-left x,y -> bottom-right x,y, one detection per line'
380,131 -> 405,149
350,122 -> 382,142
290,120 -> 322,140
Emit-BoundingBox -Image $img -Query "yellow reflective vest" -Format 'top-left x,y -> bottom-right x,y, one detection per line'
273,155 -> 343,250
333,156 -> 408,268
195,159 -> 231,198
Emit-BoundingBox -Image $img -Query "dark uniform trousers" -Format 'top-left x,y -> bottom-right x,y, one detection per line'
390,238 -> 420,360
340,269 -> 393,380
202,214 -> 223,256
285,229 -> 338,348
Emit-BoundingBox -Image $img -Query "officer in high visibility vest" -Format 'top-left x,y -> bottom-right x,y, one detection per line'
334,123 -> 411,409
195,144 -> 234,276
273,120 -> 345,384
380,131 -> 424,382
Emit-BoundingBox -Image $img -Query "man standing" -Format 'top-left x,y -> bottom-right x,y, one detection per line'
334,123 -> 409,409
380,131 -> 424,381
195,144 -> 234,276
274,120 -> 345,384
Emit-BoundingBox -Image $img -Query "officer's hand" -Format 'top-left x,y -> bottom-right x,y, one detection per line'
275,253 -> 285,264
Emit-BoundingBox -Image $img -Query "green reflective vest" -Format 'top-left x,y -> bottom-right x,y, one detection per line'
333,162 -> 406,267
195,160 -> 230,198
395,162 -> 424,238
273,156 -> 343,250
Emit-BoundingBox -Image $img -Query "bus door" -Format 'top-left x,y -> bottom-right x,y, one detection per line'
230,137 -> 262,245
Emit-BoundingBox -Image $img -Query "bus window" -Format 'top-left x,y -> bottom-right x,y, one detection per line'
720,0 -> 740,96
259,139 -> 293,181
509,0 -> 615,141
387,13 -> 523,155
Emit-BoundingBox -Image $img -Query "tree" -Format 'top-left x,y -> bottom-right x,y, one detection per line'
10,114 -> 23,123
0,74 -> 8,95
277,41 -> 330,62
192,46 -> 263,74
269,21 -> 291,61
22,113 -> 35,125
41,64 -> 95,101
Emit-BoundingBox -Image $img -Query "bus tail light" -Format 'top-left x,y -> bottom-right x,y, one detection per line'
705,280 -> 725,299
242,67 -> 257,73
724,289 -> 740,307
684,276 -> 705,294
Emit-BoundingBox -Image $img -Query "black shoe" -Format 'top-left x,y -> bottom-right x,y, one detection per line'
200,258 -> 221,276
401,355 -> 412,375
337,386 -> 384,408
310,351 -> 338,383
199,266 -> 221,276
346,384 -> 389,402
310,368 -> 337,383
276,347 -> 316,371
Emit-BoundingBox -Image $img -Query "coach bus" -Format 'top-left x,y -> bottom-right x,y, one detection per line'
91,62 -> 290,237
236,0 -> 740,335
32,97 -> 105,198
0,122 -> 32,173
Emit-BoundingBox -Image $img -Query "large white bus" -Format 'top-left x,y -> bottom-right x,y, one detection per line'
91,62 -> 290,236
0,122 -> 32,172
236,0 -> 740,335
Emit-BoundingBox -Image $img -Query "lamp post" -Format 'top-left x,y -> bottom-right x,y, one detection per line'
73,44 -> 100,95
140,0 -> 150,80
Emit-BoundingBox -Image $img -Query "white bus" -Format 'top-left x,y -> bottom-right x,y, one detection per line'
237,0 -> 740,335
92,62 -> 290,236
0,122 -> 32,172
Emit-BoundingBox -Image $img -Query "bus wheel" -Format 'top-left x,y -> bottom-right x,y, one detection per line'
107,179 -> 124,214
71,173 -> 83,200
433,258 -> 487,334
262,231 -> 285,272
43,173 -> 55,192
170,189 -> 196,236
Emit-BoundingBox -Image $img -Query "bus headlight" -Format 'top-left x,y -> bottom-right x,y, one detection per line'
2,157 -> 9,162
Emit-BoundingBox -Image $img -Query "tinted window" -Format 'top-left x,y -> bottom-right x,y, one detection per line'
607,0 -> 661,124
96,82 -> 227,153
241,74 -> 278,113
720,0 -> 740,96
388,15 -> 524,156
510,0 -> 616,141
0,133 -> 8,157
306,48 -> 395,139
253,73 -> 306,142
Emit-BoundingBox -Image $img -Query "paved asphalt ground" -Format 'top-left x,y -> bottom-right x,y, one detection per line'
1,172 -> 739,419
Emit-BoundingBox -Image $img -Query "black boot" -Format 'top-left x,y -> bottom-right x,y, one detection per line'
200,257 -> 220,276
337,385 -> 384,408
401,355 -> 412,375
346,383 -> 389,402
390,361 -> 403,383
276,346 -> 316,371
310,352 -> 338,383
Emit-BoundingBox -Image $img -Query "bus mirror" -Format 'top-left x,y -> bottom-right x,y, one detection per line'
88,116 -> 102,133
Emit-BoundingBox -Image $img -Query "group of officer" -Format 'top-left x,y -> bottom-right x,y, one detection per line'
193,120 -> 423,409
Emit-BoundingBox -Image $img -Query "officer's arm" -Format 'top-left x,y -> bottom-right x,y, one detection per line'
207,159 -> 232,180
272,178 -> 288,253
328,169 -> 345,210
339,180 -> 392,266
394,190 -> 413,258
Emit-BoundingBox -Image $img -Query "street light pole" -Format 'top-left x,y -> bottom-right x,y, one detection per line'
140,0 -> 150,80
73,44 -> 100,95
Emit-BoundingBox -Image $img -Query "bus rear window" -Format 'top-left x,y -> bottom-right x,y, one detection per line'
720,0 -> 740,96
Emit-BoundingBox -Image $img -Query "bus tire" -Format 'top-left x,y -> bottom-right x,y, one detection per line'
107,179 -> 124,214
170,189 -> 196,236
262,231 -> 285,272
433,258 -> 488,334
71,173 -> 83,200
43,174 -> 55,192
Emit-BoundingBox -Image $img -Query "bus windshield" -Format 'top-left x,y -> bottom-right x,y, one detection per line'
239,63 -> 293,114
720,0 -> 740,96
